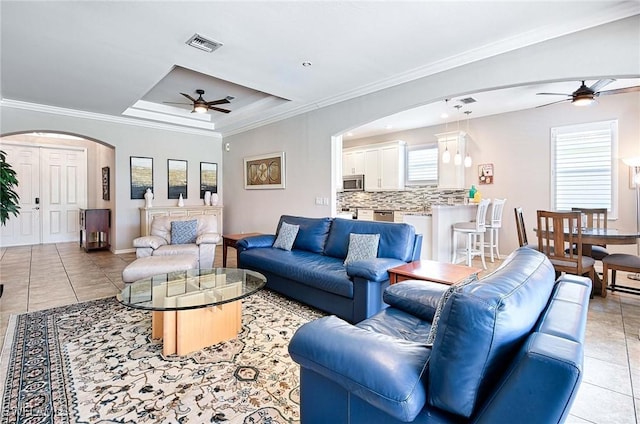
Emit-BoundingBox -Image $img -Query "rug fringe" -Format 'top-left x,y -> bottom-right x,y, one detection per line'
0,314 -> 18,408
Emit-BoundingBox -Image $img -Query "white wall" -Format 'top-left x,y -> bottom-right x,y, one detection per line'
223,17 -> 640,244
0,109 -> 223,251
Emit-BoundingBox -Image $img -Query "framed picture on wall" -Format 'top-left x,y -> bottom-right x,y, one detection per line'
168,159 -> 188,199
130,156 -> 153,199
243,152 -> 286,189
478,163 -> 494,185
101,166 -> 110,201
200,162 -> 218,198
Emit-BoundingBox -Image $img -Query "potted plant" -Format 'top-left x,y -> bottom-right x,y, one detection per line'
0,149 -> 20,226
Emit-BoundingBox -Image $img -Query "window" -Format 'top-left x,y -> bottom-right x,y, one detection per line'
551,120 -> 618,217
406,144 -> 438,185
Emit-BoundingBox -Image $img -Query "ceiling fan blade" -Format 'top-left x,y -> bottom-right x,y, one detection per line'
589,79 -> 615,92
208,106 -> 231,114
206,98 -> 231,106
597,86 -> 640,96
163,101 -> 191,105
535,99 -> 571,108
536,92 -> 572,96
180,92 -> 197,102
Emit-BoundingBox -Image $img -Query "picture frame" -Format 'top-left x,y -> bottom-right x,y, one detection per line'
101,166 -> 110,201
244,152 -> 286,189
200,162 -> 218,198
478,163 -> 494,185
130,156 -> 153,199
168,159 -> 188,199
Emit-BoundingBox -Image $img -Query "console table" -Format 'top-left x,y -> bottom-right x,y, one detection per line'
139,205 -> 223,240
79,208 -> 111,252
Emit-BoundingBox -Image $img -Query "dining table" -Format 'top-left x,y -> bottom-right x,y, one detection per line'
535,227 -> 640,297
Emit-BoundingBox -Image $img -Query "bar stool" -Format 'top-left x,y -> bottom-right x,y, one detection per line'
484,198 -> 506,262
452,199 -> 491,269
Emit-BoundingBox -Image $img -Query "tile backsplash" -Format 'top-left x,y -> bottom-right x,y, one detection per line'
337,185 -> 468,212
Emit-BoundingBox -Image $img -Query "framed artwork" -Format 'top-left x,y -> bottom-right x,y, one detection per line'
168,159 -> 188,199
130,156 -> 153,199
101,166 -> 110,201
478,163 -> 494,185
244,152 -> 286,189
200,162 -> 218,198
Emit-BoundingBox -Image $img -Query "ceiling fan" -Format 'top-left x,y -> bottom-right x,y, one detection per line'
536,79 -> 640,107
164,89 -> 234,114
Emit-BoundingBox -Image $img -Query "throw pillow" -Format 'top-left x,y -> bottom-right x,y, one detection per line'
344,233 -> 380,265
425,275 -> 477,347
170,219 -> 198,245
273,221 -> 300,251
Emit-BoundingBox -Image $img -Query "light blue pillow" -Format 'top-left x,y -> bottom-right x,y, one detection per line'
171,220 -> 198,244
344,233 -> 380,265
273,221 -> 300,251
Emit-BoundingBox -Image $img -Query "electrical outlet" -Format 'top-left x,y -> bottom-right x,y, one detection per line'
315,197 -> 323,205
322,197 -> 329,205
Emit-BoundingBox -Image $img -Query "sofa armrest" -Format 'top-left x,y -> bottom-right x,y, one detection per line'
236,234 -> 276,250
346,258 -> 407,282
289,315 -> 430,422
196,232 -> 221,245
383,280 -> 449,322
132,235 -> 167,250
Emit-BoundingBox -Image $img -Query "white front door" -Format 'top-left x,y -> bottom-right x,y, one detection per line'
0,144 -> 87,247
40,148 -> 87,243
0,145 -> 41,246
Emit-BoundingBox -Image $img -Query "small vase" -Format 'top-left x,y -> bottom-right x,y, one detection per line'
210,193 -> 219,206
204,191 -> 211,206
144,188 -> 154,208
178,193 -> 184,207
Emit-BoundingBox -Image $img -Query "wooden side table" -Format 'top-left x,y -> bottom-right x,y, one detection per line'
222,233 -> 262,267
388,260 -> 482,285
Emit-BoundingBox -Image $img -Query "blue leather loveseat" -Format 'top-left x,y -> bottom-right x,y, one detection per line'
289,247 -> 591,423
237,215 -> 422,323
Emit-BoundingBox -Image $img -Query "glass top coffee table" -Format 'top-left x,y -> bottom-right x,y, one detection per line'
117,268 -> 266,356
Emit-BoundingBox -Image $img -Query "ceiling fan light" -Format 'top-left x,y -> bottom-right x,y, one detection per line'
572,95 -> 595,106
193,104 -> 208,114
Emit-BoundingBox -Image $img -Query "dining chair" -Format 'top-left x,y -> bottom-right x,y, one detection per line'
536,210 -> 596,283
602,254 -> 640,297
483,198 -> 506,262
570,207 -> 610,261
452,198 -> 491,269
514,207 -> 536,249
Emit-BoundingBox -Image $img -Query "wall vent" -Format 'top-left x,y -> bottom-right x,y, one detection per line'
459,97 -> 477,104
186,33 -> 223,53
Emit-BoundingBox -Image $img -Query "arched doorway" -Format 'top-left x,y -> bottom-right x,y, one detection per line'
0,131 -> 115,247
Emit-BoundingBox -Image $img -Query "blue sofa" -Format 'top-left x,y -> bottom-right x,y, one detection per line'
289,247 -> 591,424
237,215 -> 422,323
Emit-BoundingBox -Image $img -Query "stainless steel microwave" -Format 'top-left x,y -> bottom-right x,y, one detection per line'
343,174 -> 364,191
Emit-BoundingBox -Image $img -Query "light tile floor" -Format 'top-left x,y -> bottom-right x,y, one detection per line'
0,242 -> 639,423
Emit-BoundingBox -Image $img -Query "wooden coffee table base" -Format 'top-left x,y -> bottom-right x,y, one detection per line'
152,301 -> 242,356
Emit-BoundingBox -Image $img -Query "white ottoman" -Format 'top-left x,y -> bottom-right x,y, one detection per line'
122,255 -> 198,283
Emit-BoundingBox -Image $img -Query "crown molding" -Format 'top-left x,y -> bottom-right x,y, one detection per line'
1,99 -> 223,139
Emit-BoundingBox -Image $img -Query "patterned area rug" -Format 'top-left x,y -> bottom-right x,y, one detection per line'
0,290 -> 325,423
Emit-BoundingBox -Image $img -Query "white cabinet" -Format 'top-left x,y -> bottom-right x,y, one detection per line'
437,131 -> 466,189
362,141 -> 406,191
403,214 -> 432,260
342,150 -> 365,176
357,209 -> 374,221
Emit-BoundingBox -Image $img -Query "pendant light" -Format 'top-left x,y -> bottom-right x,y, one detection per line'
464,110 -> 473,168
441,99 -> 451,163
454,105 -> 462,166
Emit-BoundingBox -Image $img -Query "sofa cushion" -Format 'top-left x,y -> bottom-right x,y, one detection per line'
276,215 -> 332,254
344,233 -> 379,265
383,280 -> 450,322
273,221 -> 299,251
153,244 -> 199,257
171,219 -> 198,244
324,219 -> 416,262
239,248 -> 354,298
427,248 -> 556,418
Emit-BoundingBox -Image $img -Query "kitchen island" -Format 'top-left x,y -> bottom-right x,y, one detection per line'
431,204 -> 478,263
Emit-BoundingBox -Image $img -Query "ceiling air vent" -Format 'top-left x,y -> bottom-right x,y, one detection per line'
459,97 -> 477,105
186,33 -> 223,53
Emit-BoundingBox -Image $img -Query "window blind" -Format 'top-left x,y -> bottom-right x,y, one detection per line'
406,145 -> 438,184
552,121 -> 616,213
